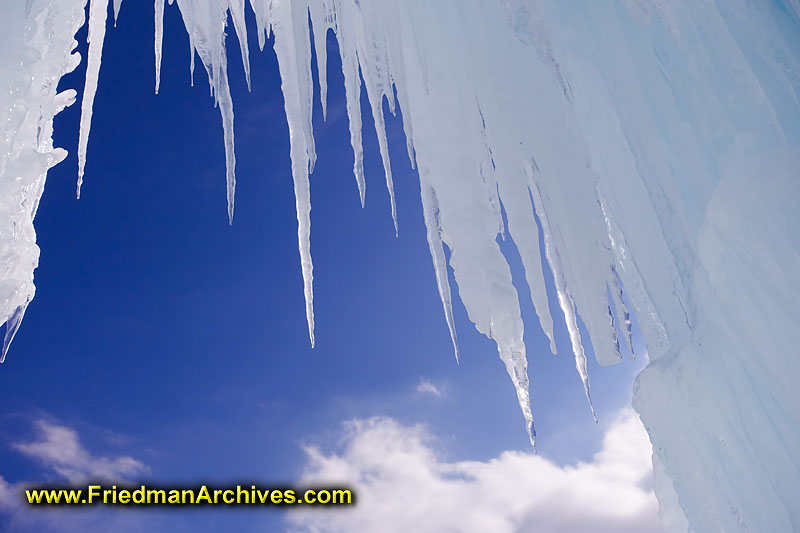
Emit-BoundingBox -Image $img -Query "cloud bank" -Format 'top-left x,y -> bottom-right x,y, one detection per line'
289,409 -> 663,533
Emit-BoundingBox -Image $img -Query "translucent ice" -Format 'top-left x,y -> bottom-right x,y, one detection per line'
2,1 -> 799,530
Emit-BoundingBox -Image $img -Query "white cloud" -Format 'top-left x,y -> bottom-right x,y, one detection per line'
12,420 -> 147,483
288,409 -> 664,533
0,419 -> 151,532
415,378 -> 444,398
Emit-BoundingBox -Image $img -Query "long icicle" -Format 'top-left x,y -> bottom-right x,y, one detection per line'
529,177 -> 596,422
154,0 -> 165,94
77,0 -> 110,198
272,0 -> 315,346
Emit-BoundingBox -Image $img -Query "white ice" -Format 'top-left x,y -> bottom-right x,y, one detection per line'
2,1 -> 799,531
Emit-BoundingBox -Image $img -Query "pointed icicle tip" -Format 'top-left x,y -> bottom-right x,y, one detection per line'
77,0 -> 110,204
154,0 -> 165,95
112,0 -> 122,26
1,303 -> 28,363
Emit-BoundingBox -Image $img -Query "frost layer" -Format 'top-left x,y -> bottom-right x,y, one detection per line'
3,1 -> 800,531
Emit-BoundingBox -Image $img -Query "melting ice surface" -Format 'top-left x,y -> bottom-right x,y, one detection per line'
2,1 -> 800,531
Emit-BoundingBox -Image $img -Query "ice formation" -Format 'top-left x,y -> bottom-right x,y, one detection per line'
0,0 -> 87,361
2,1 -> 799,531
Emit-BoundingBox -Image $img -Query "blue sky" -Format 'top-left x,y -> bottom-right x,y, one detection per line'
0,3 -> 659,531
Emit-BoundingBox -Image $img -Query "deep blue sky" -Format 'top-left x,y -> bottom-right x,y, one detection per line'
0,3 -> 645,531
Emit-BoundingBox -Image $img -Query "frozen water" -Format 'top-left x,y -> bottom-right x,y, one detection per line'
2,1 -> 799,531
0,0 -> 86,361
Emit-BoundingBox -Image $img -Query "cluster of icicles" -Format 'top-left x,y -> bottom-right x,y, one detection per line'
74,0 -> 654,447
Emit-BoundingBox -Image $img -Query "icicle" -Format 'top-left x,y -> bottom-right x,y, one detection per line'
292,4 -> 317,174
113,0 -> 123,26
189,7 -> 195,88
76,0 -> 110,198
154,0 -> 165,94
0,303 -> 28,364
308,2 -> 334,120
331,12 -> 366,206
369,98 -> 398,234
247,0 -> 270,51
502,346 -> 536,447
529,178 -> 596,422
380,1 -> 416,169
566,292 -> 596,423
350,3 -> 398,233
393,81 -> 416,169
496,162 -> 557,355
176,0 -> 197,86
272,0 -> 316,346
420,185 -> 459,362
170,0 -> 238,222
227,0 -> 251,91
218,67 -> 237,225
